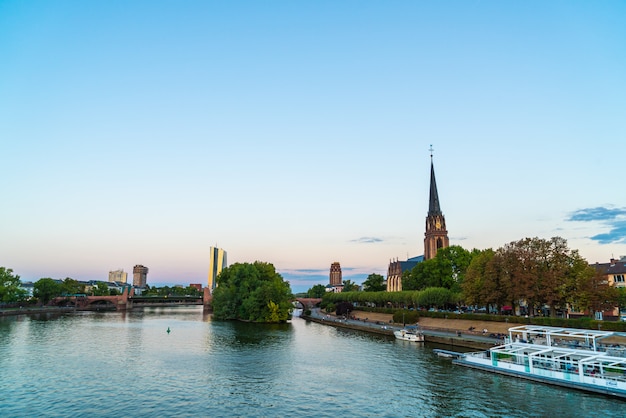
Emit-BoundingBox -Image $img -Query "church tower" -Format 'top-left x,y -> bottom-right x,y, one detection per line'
424,147 -> 449,260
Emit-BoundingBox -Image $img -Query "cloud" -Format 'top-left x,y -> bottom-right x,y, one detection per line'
566,206 -> 626,244
281,268 -> 328,276
590,221 -> 626,244
350,237 -> 383,244
566,207 -> 626,222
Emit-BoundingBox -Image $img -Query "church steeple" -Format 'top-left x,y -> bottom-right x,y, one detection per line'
428,152 -> 442,215
424,146 -> 449,260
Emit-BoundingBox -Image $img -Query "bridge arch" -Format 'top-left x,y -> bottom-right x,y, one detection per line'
293,298 -> 322,310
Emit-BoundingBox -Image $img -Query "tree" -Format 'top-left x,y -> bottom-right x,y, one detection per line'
418,287 -> 452,309
463,249 -> 494,307
568,262 -> 613,316
335,301 -> 353,316
362,273 -> 385,292
92,282 -> 110,296
342,279 -> 359,292
0,267 -> 28,303
212,261 -> 293,322
403,245 -> 474,292
306,284 -> 327,298
33,278 -> 63,304
496,236 -> 585,317
61,278 -> 83,295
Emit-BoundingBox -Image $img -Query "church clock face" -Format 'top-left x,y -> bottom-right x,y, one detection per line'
435,219 -> 441,229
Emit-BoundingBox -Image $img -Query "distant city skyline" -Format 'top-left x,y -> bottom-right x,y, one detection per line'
2,2 -> 625,294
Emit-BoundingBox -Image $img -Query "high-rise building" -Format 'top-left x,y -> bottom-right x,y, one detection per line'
108,269 -> 127,283
133,265 -> 149,287
329,262 -> 342,286
424,149 -> 449,260
208,247 -> 227,292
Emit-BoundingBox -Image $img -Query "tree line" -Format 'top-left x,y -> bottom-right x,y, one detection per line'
0,267 -> 202,306
312,237 -> 625,318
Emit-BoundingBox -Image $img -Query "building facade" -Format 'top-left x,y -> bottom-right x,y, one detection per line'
595,257 -> 626,320
386,256 -> 424,292
208,247 -> 227,292
329,262 -> 342,286
133,265 -> 149,288
108,269 -> 128,283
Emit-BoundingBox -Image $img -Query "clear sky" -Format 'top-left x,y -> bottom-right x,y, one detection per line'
2,1 -> 625,293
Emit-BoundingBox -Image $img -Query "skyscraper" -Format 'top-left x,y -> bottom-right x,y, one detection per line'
108,269 -> 127,283
208,247 -> 227,292
133,265 -> 149,287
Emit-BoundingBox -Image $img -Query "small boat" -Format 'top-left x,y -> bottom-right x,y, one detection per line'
394,325 -> 424,342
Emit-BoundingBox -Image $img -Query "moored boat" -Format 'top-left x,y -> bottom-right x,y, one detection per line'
394,325 -> 424,342
454,325 -> 626,399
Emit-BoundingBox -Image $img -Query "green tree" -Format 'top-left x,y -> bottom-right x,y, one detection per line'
183,285 -> 201,297
418,287 -> 452,309
92,282 -> 110,296
362,273 -> 385,292
567,262 -> 613,316
61,278 -> 84,295
404,245 -> 474,292
0,267 -> 28,303
33,278 -> 63,304
212,261 -> 293,322
342,279 -> 359,292
306,284 -> 327,298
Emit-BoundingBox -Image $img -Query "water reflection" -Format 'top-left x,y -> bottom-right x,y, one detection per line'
1,308 -> 625,417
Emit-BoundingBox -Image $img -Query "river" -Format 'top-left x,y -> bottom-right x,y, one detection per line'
0,307 -> 624,417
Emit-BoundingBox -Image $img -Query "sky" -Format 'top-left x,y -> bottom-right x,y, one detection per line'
2,1 -> 625,294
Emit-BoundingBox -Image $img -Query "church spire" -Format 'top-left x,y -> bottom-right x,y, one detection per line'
428,145 -> 441,215
424,145 -> 449,260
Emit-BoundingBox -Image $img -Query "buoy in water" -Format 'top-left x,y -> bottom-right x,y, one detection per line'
167,327 -> 171,334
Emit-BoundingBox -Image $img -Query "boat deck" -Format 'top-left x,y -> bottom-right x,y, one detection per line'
456,325 -> 626,399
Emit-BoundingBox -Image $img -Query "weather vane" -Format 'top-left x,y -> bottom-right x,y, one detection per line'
428,144 -> 434,159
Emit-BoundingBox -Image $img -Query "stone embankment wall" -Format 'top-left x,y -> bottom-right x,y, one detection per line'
304,312 -> 503,350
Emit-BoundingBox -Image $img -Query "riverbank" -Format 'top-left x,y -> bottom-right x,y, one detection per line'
0,306 -> 79,316
305,309 -> 506,350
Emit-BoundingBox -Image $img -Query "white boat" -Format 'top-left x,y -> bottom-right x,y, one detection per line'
454,325 -> 626,399
394,326 -> 424,342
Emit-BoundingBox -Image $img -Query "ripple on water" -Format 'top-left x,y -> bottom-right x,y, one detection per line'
1,310 -> 625,417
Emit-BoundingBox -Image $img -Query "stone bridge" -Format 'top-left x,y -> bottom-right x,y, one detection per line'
293,298 -> 322,309
52,287 -> 212,311
51,290 -> 318,312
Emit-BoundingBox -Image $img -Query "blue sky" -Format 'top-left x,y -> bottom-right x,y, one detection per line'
2,1 -> 625,293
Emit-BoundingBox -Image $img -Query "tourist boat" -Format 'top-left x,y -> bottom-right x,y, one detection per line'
394,325 -> 424,342
453,325 -> 626,399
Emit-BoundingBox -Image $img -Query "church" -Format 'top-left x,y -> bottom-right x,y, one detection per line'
386,149 -> 449,292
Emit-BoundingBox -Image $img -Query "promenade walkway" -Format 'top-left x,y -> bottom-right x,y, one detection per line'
306,308 -> 504,349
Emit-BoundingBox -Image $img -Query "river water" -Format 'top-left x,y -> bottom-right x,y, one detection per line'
0,307 -> 624,417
